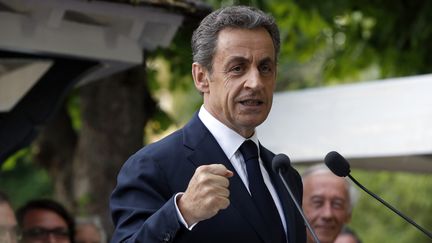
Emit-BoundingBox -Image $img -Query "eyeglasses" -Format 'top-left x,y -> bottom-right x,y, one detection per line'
22,227 -> 70,240
0,225 -> 21,242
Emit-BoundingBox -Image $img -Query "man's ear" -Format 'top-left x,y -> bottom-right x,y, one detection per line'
192,62 -> 209,93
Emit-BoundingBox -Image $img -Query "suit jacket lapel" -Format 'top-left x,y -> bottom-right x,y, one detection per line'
182,114 -> 275,243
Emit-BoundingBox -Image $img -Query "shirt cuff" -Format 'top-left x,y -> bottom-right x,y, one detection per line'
174,192 -> 198,230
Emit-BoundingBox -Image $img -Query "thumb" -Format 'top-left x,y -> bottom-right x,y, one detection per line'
224,169 -> 234,178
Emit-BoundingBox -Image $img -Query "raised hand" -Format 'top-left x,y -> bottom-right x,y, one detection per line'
177,164 -> 234,226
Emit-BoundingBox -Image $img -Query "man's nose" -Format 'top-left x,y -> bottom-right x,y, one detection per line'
47,233 -> 58,243
2,230 -> 17,243
244,69 -> 263,89
321,203 -> 335,219
3,234 -> 12,243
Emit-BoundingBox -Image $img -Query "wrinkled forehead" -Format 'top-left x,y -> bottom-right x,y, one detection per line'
303,168 -> 349,186
215,27 -> 276,57
304,172 -> 350,198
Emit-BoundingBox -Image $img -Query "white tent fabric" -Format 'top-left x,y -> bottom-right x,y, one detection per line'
258,74 -> 432,173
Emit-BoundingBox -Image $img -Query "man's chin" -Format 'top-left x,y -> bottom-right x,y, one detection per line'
315,230 -> 337,243
240,114 -> 268,126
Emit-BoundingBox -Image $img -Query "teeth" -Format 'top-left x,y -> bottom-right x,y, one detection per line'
242,100 -> 261,105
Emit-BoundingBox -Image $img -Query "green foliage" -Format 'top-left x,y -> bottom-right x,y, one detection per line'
145,21 -> 202,129
268,1 -> 331,89
67,90 -> 82,131
349,169 -> 432,243
244,0 -> 431,90
0,149 -> 53,209
75,192 -> 93,216
290,0 -> 432,83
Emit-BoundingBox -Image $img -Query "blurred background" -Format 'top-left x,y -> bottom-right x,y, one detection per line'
1,0 -> 431,242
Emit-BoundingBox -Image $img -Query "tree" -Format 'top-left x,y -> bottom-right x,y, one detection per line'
269,0 -> 432,89
31,63 -> 156,232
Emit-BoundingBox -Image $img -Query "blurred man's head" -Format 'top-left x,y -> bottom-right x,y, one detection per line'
302,164 -> 358,243
17,199 -> 75,243
0,191 -> 19,243
75,216 -> 106,243
335,226 -> 362,243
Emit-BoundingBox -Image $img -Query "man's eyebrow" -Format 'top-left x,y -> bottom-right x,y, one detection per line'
225,56 -> 249,65
258,57 -> 275,65
224,56 -> 275,67
331,198 -> 346,203
310,195 -> 324,200
222,56 -> 249,71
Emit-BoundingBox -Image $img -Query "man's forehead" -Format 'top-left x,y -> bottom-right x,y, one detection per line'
215,28 -> 275,52
23,209 -> 67,227
305,174 -> 349,194
309,192 -> 348,201
307,173 -> 346,184
0,203 -> 16,225
303,178 -> 349,201
304,170 -> 347,185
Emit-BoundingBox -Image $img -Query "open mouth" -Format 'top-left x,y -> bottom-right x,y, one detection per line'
315,224 -> 336,231
240,99 -> 263,106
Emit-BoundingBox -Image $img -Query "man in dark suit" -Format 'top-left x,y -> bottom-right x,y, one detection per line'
110,5 -> 306,243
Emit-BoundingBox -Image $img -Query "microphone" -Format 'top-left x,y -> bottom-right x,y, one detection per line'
325,151 -> 432,239
272,154 -> 320,243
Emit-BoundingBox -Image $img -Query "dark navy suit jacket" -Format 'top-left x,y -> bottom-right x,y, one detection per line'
110,113 -> 306,243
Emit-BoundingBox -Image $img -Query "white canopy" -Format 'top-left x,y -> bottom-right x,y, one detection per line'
258,74 -> 432,173
0,0 -> 183,112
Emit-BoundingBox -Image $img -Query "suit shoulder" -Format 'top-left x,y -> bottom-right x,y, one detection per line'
133,129 -> 184,161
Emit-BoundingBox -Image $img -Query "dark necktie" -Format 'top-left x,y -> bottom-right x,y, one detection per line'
239,140 -> 287,243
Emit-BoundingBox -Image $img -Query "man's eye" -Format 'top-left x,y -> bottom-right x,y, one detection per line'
230,65 -> 244,73
332,201 -> 345,209
311,200 -> 323,208
259,64 -> 273,74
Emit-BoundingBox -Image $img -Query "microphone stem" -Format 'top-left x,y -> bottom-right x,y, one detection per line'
278,171 -> 320,243
348,174 -> 432,239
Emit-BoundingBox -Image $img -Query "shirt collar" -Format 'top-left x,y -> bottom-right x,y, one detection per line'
198,105 -> 260,159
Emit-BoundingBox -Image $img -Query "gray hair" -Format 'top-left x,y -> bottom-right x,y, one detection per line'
191,5 -> 280,72
302,164 -> 359,212
75,215 -> 107,243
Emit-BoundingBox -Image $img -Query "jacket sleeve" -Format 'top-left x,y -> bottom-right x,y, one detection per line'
110,152 -> 182,243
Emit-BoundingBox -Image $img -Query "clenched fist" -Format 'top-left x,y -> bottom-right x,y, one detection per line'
177,164 -> 234,226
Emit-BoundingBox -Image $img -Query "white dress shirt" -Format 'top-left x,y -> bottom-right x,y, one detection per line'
176,106 -> 287,234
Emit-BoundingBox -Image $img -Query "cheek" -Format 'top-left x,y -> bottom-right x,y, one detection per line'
226,85 -> 242,103
264,77 -> 276,90
335,210 -> 350,222
309,207 -> 323,219
303,204 -> 318,219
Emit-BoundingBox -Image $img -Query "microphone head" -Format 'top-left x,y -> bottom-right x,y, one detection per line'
324,151 -> 351,177
272,153 -> 291,173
